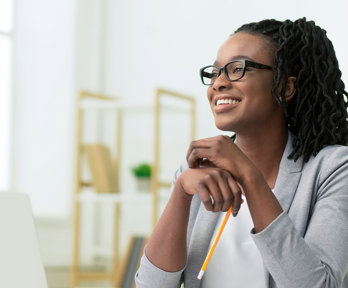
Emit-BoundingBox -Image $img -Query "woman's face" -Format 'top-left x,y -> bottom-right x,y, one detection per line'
207,32 -> 283,134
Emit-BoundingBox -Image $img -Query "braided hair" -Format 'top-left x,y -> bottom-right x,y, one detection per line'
235,18 -> 348,162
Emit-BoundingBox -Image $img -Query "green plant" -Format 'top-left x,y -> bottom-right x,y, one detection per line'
131,163 -> 152,178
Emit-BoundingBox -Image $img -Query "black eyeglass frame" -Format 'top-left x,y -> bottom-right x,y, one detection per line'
200,59 -> 273,86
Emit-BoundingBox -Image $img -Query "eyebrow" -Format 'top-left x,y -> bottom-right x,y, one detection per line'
213,55 -> 254,66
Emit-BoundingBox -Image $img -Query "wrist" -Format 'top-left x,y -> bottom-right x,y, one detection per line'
173,175 -> 194,203
237,164 -> 265,194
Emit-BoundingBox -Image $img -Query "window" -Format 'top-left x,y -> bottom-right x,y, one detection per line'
0,0 -> 13,190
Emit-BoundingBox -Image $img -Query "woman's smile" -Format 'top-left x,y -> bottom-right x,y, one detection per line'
214,95 -> 241,113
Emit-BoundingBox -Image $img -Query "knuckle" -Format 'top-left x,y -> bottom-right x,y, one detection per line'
203,173 -> 213,181
191,148 -> 197,157
202,200 -> 213,211
189,140 -> 198,151
225,194 -> 234,203
214,198 -> 223,206
202,199 -> 211,206
210,169 -> 220,177
217,135 -> 225,145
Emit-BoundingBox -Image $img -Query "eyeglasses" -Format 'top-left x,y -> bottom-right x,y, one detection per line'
200,59 -> 273,86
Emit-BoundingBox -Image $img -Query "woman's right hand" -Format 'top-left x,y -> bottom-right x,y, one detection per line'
176,167 -> 243,216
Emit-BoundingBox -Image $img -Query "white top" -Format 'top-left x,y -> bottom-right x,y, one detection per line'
201,195 -> 265,288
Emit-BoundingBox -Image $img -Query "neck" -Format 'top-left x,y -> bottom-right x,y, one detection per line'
236,127 -> 288,189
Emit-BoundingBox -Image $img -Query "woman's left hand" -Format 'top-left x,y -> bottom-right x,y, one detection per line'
186,135 -> 254,183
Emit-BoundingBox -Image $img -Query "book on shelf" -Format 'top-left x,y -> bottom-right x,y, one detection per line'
85,144 -> 118,193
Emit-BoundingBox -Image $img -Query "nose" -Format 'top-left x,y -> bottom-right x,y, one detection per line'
212,70 -> 232,91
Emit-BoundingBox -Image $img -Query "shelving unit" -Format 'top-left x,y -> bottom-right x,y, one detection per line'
71,91 -> 123,288
151,88 -> 196,228
70,89 -> 196,288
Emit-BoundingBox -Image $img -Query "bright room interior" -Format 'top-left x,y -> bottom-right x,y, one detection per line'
1,0 -> 347,287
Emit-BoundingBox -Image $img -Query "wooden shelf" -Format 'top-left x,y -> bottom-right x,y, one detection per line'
77,191 -> 152,204
71,89 -> 196,288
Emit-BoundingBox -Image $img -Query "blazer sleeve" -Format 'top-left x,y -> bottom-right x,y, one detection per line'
252,147 -> 348,288
135,252 -> 185,288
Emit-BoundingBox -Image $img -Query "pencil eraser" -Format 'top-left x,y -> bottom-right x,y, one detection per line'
197,270 -> 204,280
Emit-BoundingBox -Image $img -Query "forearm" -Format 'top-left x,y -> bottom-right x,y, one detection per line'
252,212 -> 343,288
241,151 -> 348,287
239,166 -> 283,233
145,181 -> 192,272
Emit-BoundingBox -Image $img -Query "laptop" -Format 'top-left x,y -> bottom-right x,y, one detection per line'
0,192 -> 48,288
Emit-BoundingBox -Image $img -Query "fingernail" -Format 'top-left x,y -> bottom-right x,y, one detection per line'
232,211 -> 238,217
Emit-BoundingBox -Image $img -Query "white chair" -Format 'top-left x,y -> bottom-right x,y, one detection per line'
0,192 -> 48,288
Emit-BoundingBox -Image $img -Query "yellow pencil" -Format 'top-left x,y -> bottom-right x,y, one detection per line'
197,206 -> 232,280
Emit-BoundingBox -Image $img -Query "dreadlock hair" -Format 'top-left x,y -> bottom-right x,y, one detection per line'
234,18 -> 348,162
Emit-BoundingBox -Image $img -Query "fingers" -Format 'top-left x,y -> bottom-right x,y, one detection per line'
196,169 -> 243,214
186,137 -> 217,160
186,135 -> 230,168
199,173 -> 224,212
187,147 -> 212,168
226,176 -> 243,217
214,170 -> 234,212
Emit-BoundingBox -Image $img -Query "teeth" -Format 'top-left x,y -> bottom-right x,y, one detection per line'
216,99 -> 240,106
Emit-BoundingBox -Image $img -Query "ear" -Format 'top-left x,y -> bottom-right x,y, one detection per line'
276,76 -> 296,103
284,76 -> 296,102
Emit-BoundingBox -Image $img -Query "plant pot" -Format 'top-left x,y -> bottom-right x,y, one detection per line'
136,178 -> 151,192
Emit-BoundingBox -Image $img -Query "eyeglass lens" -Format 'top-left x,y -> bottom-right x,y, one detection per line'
201,61 -> 244,85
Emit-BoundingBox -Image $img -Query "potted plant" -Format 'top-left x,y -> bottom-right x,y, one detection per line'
131,163 -> 152,192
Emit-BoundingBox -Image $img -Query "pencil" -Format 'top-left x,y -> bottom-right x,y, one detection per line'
197,206 -> 232,280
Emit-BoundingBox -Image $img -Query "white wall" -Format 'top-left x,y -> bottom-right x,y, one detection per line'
103,0 -> 348,139
12,0 -> 76,216
12,0 -> 77,265
11,0 -> 348,266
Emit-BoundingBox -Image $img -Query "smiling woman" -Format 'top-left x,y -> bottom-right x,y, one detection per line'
135,18 -> 348,288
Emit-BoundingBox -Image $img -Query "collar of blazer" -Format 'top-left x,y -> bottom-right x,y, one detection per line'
273,131 -> 303,213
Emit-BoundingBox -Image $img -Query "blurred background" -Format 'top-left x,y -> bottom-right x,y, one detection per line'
1,0 -> 347,287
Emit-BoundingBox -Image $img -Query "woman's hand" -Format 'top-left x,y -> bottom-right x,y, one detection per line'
177,167 -> 243,215
185,135 -> 284,232
186,135 -> 254,183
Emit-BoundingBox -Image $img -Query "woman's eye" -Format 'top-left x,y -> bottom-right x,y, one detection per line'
227,63 -> 244,74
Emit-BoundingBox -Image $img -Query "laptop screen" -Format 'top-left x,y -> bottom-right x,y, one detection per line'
0,192 -> 47,288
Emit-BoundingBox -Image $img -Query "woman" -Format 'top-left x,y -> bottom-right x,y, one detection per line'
135,18 -> 348,288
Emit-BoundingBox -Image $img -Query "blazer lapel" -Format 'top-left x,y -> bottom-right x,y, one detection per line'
263,132 -> 303,287
185,203 -> 219,287
273,132 -> 303,213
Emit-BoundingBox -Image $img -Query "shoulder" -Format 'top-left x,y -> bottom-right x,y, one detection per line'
303,144 -> 348,193
305,144 -> 348,171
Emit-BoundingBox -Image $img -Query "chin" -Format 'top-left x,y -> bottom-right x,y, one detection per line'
214,120 -> 235,132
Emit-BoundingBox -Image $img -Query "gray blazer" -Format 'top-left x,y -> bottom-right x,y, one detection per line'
136,134 -> 348,288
